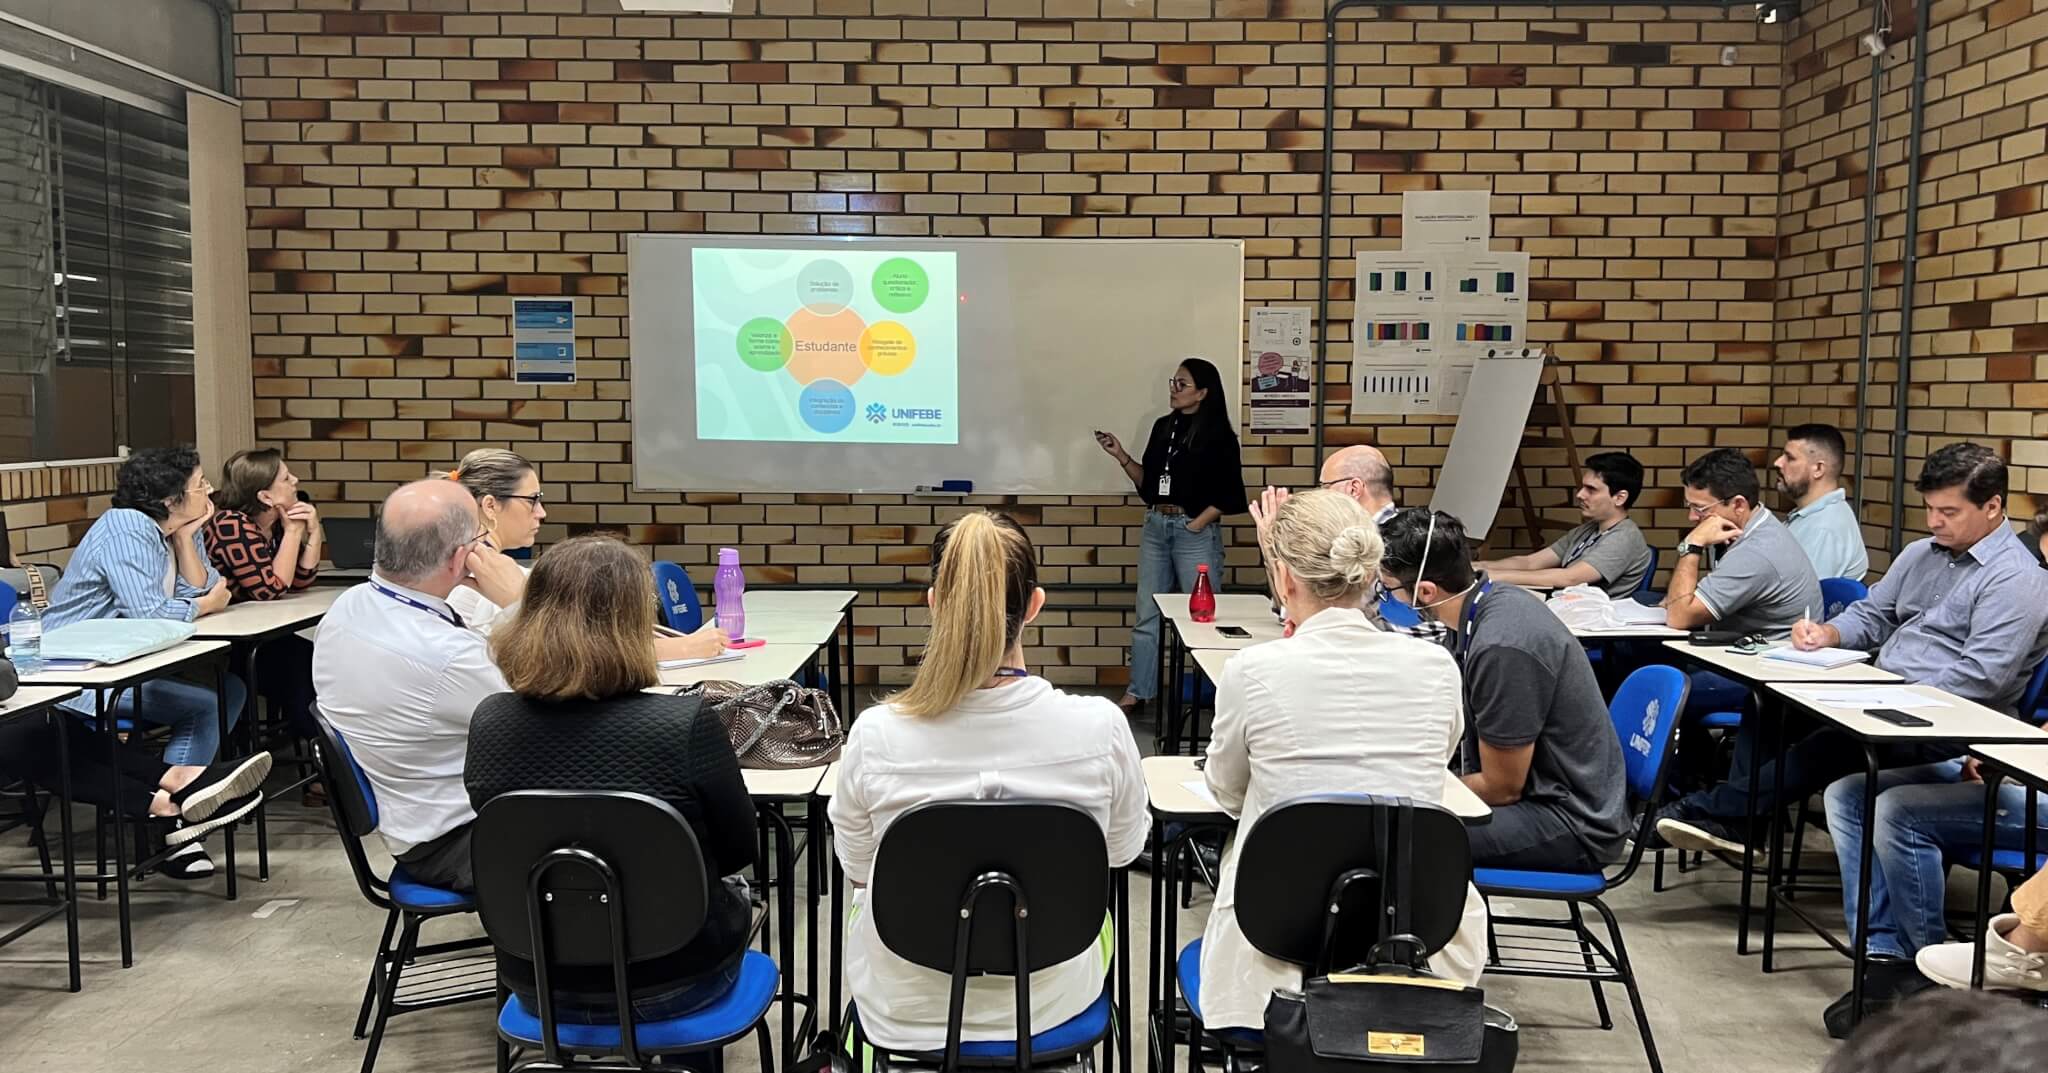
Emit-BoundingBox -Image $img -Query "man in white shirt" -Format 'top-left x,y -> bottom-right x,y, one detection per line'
1774,423 -> 1869,580
313,479 -> 509,892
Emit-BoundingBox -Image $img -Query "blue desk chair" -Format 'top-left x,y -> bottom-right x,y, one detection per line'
474,791 -> 779,1073
651,561 -> 705,633
310,716 -> 494,1073
1476,664 -> 1688,1073
0,580 -> 16,640
1635,546 -> 1661,601
1176,796 -> 1483,1073
847,800 -> 1120,1073
1952,658 -> 2048,878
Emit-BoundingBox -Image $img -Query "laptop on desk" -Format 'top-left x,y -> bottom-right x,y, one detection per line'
322,517 -> 376,577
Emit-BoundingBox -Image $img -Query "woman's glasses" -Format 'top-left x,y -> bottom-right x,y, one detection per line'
1167,378 -> 1193,390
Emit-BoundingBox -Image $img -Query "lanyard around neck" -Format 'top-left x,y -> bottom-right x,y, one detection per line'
369,580 -> 462,629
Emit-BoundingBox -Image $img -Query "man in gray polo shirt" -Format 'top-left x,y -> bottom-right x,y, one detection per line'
1663,447 -> 1824,641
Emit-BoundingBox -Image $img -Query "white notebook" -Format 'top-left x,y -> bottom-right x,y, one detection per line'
1759,646 -> 1871,669
658,651 -> 745,671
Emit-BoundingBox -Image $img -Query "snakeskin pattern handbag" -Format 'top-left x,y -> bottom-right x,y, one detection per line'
689,679 -> 844,769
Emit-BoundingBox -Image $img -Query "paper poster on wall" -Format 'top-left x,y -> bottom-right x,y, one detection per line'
1440,252 -> 1530,360
1401,190 -> 1491,250
1432,358 -> 1474,416
1248,306 -> 1312,433
1354,363 -> 1436,416
512,298 -> 576,384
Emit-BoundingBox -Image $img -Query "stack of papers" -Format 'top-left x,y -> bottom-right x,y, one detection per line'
1783,686 -> 1947,711
658,651 -> 745,671
1758,646 -> 1871,669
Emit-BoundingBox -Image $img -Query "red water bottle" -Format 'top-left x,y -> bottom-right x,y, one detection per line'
1190,564 -> 1216,623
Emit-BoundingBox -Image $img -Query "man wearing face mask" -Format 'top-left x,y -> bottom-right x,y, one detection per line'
1377,508 -> 1631,872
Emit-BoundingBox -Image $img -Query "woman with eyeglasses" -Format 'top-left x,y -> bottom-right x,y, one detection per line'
441,448 -> 728,659
1195,491 -> 1486,1030
1093,357 -> 1246,715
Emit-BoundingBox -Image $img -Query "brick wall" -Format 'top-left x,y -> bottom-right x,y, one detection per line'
1775,0 -> 2048,563
0,462 -> 118,571
228,0 -> 1785,692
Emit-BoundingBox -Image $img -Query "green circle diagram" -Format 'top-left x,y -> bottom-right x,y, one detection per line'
871,258 -> 930,315
736,317 -> 793,371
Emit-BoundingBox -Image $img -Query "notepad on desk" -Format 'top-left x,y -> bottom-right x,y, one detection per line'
658,651 -> 745,671
1781,686 -> 1947,711
1758,646 -> 1871,669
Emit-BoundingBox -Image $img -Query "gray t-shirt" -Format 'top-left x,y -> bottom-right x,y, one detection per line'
1459,584 -> 1631,863
1546,517 -> 1654,599
1693,509 -> 1823,640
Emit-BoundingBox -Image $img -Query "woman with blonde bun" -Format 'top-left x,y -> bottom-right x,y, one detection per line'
1194,489 -> 1487,1029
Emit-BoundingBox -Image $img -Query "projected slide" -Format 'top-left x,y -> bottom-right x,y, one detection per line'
692,248 -> 960,445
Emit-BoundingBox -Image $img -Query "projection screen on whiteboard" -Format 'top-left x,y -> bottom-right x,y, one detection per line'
628,235 -> 1244,494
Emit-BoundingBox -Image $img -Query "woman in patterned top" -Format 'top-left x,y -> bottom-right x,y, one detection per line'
204,448 -> 324,751
204,448 -> 322,602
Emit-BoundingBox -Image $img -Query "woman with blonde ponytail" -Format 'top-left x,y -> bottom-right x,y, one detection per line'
827,511 -> 1150,1051
1194,490 -> 1488,1029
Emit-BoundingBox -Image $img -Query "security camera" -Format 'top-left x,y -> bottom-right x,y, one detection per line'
1861,32 -> 1886,56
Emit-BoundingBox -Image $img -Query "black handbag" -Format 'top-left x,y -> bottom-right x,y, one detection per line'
1263,802 -> 1518,1073
0,656 -> 16,703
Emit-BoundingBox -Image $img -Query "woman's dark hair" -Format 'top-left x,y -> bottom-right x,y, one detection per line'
2024,505 -> 2047,568
1915,442 -> 2006,507
214,448 -> 285,516
1378,508 -> 1476,593
112,446 -> 204,522
1681,447 -> 1762,508
1174,357 -> 1234,449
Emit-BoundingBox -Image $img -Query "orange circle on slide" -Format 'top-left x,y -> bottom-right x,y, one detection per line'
861,321 -> 916,376
785,307 -> 868,387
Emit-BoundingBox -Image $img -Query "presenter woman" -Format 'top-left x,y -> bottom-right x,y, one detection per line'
1095,357 -> 1246,714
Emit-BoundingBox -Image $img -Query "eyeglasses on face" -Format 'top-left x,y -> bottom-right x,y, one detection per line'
1167,378 -> 1193,390
1685,496 -> 1730,517
498,493 -> 545,507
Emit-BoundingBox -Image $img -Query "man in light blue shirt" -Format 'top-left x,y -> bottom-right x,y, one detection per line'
1775,423 -> 1869,580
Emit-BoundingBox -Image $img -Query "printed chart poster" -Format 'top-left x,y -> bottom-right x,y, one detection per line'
512,298 -> 576,384
1248,306 -> 1312,433
692,248 -> 960,445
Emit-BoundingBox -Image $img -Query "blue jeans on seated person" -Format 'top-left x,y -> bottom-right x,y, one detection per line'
1685,671 -> 1749,719
1825,760 -> 2048,960
1127,511 -> 1225,702
63,674 -> 248,767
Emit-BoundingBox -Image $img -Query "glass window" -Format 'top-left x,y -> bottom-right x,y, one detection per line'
0,66 -> 194,464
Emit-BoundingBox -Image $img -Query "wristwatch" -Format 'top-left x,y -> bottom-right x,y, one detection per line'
1676,541 -> 1702,558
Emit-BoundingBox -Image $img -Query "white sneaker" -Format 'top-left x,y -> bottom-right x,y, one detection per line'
1916,914 -> 2048,992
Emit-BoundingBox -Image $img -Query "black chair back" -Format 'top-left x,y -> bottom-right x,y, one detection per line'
308,712 -> 399,910
1234,795 -> 1470,974
472,790 -> 710,969
869,800 -> 1111,1071
871,799 -> 1108,976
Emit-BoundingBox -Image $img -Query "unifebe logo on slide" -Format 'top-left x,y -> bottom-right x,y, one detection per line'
691,249 -> 960,445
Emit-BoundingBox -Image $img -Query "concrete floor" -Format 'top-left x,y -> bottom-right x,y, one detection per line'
0,772 -> 1860,1073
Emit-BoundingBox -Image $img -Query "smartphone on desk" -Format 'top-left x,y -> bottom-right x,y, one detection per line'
1217,625 -> 1252,639
1865,708 -> 1933,728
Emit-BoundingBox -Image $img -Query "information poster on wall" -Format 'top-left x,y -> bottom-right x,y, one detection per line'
512,298 -> 577,385
1248,306 -> 1312,433
1350,199 -> 1528,417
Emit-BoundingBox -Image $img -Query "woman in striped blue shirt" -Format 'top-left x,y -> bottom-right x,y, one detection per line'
43,446 -> 261,877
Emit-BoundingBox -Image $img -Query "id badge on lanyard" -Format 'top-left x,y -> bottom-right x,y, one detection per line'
1157,472 -> 1172,496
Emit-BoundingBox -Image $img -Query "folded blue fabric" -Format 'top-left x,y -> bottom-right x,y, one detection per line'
42,619 -> 195,664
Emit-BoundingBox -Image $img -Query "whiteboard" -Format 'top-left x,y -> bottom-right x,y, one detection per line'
628,235 -> 1244,494
1428,353 -> 1545,541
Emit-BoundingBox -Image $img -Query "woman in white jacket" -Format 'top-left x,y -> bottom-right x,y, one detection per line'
1195,489 -> 1488,1031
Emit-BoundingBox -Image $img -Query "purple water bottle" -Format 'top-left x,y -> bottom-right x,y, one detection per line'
713,547 -> 746,640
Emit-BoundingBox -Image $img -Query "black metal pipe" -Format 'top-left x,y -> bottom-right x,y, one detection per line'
1851,0 -> 1889,519
1887,0 -> 1933,556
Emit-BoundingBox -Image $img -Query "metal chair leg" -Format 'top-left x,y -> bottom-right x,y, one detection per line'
1570,901 -> 1612,1030
355,909 -> 400,1038
1590,897 -> 1662,1073
362,913 -> 421,1073
1653,848 -> 1665,892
